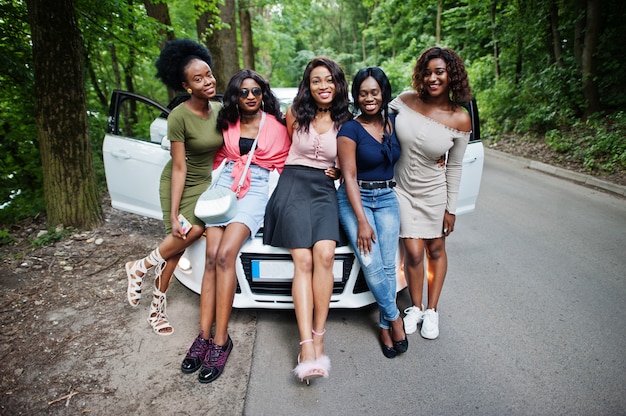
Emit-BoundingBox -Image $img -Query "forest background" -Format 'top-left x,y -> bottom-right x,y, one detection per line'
0,0 -> 625,235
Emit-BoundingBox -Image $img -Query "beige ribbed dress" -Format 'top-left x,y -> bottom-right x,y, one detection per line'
390,97 -> 470,239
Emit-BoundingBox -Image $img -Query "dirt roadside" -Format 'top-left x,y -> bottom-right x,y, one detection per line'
0,199 -> 256,415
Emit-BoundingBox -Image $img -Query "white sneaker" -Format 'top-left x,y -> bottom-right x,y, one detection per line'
421,309 -> 439,339
403,305 -> 424,335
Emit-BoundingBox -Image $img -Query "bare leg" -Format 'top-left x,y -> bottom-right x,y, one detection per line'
213,223 -> 250,346
134,225 -> 205,272
126,225 -> 204,306
154,253 -> 180,292
424,238 -> 447,310
311,240 -> 335,358
402,238 -> 426,308
200,227 -> 224,339
147,229 -> 205,335
290,248 -> 316,363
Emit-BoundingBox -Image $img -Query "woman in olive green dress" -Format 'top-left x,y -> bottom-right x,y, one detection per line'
124,39 -> 223,335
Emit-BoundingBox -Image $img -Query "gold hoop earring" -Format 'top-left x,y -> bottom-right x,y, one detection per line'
187,88 -> 192,94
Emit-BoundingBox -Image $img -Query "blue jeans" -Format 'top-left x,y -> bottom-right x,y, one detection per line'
337,184 -> 400,329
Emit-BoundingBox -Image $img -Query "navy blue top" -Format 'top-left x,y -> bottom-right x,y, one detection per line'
337,114 -> 401,181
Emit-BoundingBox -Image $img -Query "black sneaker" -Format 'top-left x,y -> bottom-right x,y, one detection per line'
198,336 -> 233,383
181,334 -> 212,374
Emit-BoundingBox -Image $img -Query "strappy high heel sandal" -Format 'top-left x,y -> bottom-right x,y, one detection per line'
147,285 -> 173,336
293,339 -> 324,384
312,328 -> 331,378
125,248 -> 164,307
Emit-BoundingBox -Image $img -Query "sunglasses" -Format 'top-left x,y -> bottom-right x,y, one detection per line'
239,87 -> 262,98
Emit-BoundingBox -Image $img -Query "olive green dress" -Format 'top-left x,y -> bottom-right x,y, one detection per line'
159,101 -> 223,233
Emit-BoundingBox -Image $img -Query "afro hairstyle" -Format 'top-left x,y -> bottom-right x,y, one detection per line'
155,39 -> 213,92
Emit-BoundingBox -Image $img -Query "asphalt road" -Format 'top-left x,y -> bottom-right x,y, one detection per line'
243,154 -> 626,416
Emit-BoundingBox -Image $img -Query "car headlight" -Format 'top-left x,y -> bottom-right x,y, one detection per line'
177,256 -> 191,272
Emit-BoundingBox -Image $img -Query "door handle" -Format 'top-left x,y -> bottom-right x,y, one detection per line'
463,157 -> 477,164
111,150 -> 131,159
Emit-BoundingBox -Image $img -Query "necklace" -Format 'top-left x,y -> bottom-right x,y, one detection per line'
317,107 -> 330,113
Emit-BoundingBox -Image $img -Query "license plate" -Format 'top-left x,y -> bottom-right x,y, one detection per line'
251,259 -> 344,282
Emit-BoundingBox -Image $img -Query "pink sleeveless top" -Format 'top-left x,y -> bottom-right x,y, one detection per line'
285,124 -> 339,169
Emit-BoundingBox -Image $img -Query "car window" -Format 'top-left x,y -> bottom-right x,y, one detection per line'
461,98 -> 481,143
271,87 -> 299,114
116,97 -> 168,143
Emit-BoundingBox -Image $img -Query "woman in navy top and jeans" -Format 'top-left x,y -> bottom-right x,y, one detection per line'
337,67 -> 407,358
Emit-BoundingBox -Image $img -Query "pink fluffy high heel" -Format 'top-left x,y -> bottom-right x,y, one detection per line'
312,328 -> 330,378
293,339 -> 325,384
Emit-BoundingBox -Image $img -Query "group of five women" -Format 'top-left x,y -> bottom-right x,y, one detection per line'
123,39 -> 472,384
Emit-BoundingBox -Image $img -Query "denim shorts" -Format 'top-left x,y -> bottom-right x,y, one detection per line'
205,161 -> 270,236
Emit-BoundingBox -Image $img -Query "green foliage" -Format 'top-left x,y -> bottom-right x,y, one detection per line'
544,129 -> 573,153
380,53 -> 416,96
545,112 -> 626,174
0,229 -> 16,246
476,62 -> 583,138
0,0 -> 46,224
29,227 -> 70,247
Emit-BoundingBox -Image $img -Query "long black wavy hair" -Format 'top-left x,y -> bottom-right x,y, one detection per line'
155,39 -> 213,91
291,56 -> 351,133
217,69 -> 283,130
412,46 -> 471,104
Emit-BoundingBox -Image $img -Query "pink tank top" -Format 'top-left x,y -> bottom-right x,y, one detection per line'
285,124 -> 339,169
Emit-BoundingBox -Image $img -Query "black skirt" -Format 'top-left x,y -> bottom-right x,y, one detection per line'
263,165 -> 343,249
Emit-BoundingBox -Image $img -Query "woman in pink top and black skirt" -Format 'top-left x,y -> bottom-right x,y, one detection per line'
264,57 -> 352,384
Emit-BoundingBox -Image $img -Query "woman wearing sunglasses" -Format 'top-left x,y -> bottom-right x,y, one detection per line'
180,69 -> 291,384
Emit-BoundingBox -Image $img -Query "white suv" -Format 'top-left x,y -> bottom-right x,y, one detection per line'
103,89 -> 484,309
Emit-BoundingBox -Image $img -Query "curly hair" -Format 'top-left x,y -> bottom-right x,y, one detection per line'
411,47 -> 471,104
351,66 -> 393,136
217,69 -> 284,130
291,56 -> 352,133
155,39 -> 213,91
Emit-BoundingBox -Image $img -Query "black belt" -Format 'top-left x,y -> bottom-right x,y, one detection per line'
358,180 -> 396,189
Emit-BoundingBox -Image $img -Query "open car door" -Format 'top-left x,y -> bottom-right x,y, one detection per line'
457,98 -> 484,214
102,90 -> 171,220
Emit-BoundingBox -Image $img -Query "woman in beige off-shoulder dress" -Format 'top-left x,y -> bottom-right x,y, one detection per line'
390,47 -> 472,340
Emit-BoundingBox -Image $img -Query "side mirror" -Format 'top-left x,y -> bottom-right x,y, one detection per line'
161,136 -> 171,151
150,117 -> 168,144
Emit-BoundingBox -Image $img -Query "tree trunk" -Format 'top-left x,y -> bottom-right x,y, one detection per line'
549,0 -> 563,67
25,0 -> 103,229
239,0 -> 255,70
143,0 -> 175,46
198,0 -> 240,92
582,0 -> 602,117
515,37 -> 523,85
573,0 -> 585,66
491,0 -> 500,79
111,43 -> 122,90
143,1 -> 175,100
436,0 -> 443,44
